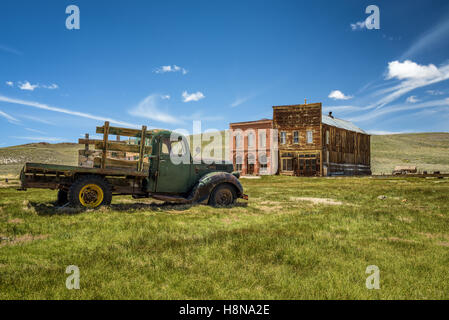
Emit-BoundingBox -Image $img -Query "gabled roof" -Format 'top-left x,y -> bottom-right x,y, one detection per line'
322,115 -> 366,134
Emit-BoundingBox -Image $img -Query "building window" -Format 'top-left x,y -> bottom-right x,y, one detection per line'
280,132 -> 287,144
326,130 -> 329,145
293,131 -> 299,144
259,131 -> 266,148
235,155 -> 243,171
235,133 -> 242,149
282,158 -> 293,171
307,131 -> 313,144
248,132 -> 255,148
259,154 -> 268,173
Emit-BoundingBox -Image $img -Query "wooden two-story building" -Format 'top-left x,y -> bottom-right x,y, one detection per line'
273,102 -> 370,176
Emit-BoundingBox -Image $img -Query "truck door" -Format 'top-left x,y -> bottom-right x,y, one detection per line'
156,136 -> 192,194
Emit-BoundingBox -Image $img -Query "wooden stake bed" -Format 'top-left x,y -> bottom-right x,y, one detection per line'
23,162 -> 148,177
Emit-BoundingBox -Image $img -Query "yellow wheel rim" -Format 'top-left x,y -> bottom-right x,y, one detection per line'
79,184 -> 104,208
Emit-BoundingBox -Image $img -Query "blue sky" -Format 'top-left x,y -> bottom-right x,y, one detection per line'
1,0 -> 449,146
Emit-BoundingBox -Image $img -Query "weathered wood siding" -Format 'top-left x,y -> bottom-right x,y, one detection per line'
273,103 -> 323,176
322,124 -> 371,175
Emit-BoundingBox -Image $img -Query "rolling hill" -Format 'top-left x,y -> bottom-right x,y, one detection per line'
0,132 -> 448,178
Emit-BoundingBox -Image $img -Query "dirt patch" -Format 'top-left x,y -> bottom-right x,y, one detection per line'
397,216 -> 413,223
0,234 -> 49,247
437,242 -> 449,247
290,197 -> 343,205
7,218 -> 23,224
383,237 -> 418,244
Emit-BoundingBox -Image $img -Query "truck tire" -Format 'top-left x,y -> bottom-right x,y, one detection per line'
68,175 -> 112,208
57,189 -> 68,205
209,183 -> 237,207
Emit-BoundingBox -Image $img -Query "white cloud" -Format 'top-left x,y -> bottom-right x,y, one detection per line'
406,95 -> 419,103
182,91 -> 205,102
161,95 -> 170,100
350,21 -> 366,31
17,81 -> 59,91
19,81 -> 39,91
0,109 -> 19,123
5,81 -> 13,87
155,65 -> 188,75
0,94 -> 138,127
328,90 -> 353,100
129,94 -> 182,124
386,60 -> 442,80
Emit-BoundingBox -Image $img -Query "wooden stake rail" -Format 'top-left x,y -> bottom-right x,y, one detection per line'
78,121 -> 154,172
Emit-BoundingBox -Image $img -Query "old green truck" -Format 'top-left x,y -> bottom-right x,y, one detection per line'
19,122 -> 247,208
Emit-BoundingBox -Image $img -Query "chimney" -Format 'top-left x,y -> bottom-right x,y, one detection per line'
328,111 -> 334,118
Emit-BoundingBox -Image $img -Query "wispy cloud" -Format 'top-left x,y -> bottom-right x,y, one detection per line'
0,44 -> 22,56
401,13 -> 449,59
129,94 -> 183,124
0,94 -> 138,127
426,89 -> 444,95
230,96 -> 252,107
25,128 -> 47,134
154,65 -> 188,75
348,98 -> 449,122
182,91 -> 205,102
328,90 -> 353,100
5,81 -> 13,87
11,136 -> 64,142
0,109 -> 19,123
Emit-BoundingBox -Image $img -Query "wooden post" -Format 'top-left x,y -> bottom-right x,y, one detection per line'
138,125 -> 147,171
84,133 -> 89,151
101,121 -> 110,169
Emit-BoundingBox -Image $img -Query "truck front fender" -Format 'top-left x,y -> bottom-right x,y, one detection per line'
190,172 -> 244,204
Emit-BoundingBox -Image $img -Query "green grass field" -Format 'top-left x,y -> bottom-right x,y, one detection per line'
0,176 -> 448,299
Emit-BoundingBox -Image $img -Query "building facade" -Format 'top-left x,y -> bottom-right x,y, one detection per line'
229,119 -> 277,176
229,102 -> 371,176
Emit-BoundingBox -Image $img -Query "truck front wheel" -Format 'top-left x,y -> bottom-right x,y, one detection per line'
68,176 -> 112,208
209,183 -> 236,207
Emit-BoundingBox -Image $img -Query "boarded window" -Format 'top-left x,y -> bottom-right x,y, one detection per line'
307,131 -> 313,144
280,132 -> 287,144
293,131 -> 299,144
326,130 -> 329,145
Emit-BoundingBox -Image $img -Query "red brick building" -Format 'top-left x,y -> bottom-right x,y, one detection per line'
229,119 -> 277,175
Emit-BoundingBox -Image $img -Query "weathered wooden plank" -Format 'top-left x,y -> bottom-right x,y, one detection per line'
23,162 -> 148,177
138,125 -> 147,171
93,157 -> 149,170
94,141 -> 152,154
101,122 -> 110,169
97,125 -> 163,138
